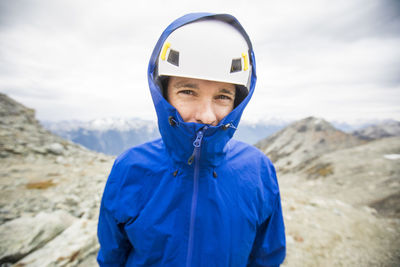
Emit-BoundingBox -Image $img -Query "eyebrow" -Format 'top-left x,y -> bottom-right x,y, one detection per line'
173,81 -> 199,89
219,88 -> 235,95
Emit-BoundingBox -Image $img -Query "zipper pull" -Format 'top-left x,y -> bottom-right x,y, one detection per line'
193,130 -> 204,147
188,126 -> 207,165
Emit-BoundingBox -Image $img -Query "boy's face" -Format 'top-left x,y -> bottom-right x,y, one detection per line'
167,76 -> 236,126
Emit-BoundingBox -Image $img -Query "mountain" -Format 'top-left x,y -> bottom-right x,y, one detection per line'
0,93 -> 113,266
43,118 -> 160,155
2,94 -> 399,266
0,93 -> 85,157
352,120 -> 400,140
254,116 -> 400,210
255,116 -> 365,173
268,116 -> 400,266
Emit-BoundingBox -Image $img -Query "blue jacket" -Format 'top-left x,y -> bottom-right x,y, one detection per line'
97,13 -> 286,267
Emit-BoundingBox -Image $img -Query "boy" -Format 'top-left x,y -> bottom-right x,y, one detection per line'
97,13 -> 286,266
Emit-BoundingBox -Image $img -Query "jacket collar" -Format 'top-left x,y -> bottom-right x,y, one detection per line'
147,13 -> 257,167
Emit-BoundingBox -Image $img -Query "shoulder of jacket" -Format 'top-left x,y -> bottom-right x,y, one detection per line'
228,139 -> 279,190
114,138 -> 165,166
228,139 -> 273,164
106,138 -> 167,184
102,139 -> 166,221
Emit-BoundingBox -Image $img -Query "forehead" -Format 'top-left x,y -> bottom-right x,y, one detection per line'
168,76 -> 235,91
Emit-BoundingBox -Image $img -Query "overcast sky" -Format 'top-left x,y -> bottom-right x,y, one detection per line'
1,0 -> 399,124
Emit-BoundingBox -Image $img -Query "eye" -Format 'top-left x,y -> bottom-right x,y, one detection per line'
216,94 -> 233,101
178,89 -> 195,96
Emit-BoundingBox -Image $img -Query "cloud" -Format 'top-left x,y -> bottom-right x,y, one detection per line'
0,0 -> 399,123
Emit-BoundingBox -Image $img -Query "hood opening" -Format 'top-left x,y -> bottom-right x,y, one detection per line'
159,75 -> 248,108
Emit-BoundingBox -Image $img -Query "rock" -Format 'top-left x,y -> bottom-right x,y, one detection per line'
55,156 -> 65,164
309,198 -> 327,208
333,208 -> 342,216
64,195 -> 80,207
0,151 -> 9,158
14,219 -> 98,267
286,235 -> 295,245
76,253 -> 98,267
47,143 -> 64,155
31,146 -> 47,155
0,210 -> 75,264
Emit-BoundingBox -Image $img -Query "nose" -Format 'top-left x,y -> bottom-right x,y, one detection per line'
194,100 -> 217,126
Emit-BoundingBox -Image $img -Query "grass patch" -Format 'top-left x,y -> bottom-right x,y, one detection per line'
305,162 -> 334,179
26,179 -> 56,189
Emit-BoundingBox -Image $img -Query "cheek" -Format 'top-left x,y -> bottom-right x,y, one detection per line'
170,100 -> 194,120
215,104 -> 234,120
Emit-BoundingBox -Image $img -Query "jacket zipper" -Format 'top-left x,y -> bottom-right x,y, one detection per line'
186,126 -> 207,267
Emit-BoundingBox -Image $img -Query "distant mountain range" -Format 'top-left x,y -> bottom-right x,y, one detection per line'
42,117 -> 400,156
42,118 -> 292,155
42,118 -> 160,156
352,120 -> 400,140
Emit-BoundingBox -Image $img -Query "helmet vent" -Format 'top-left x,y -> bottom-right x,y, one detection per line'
167,49 -> 180,66
230,58 -> 242,73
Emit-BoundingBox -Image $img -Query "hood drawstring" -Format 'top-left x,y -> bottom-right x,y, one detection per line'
221,122 -> 237,131
168,116 -> 179,126
213,170 -> 218,178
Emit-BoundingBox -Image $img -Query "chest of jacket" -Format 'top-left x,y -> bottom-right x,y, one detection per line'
120,159 -> 264,266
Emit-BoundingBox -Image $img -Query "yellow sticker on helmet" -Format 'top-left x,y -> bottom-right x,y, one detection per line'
161,42 -> 171,61
242,52 -> 249,71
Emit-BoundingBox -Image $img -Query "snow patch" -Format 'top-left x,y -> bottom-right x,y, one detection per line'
383,154 -> 400,160
314,118 -> 323,125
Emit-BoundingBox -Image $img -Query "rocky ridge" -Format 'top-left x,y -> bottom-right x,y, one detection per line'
0,93 -> 85,158
255,117 -> 365,173
274,118 -> 400,266
0,93 -> 114,266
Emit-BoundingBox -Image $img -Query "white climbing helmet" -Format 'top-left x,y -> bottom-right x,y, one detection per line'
157,19 -> 252,90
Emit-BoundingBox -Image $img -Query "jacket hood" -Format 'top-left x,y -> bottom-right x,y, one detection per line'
147,13 -> 257,167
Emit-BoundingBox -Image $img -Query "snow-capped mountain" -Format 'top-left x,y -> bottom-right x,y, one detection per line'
42,118 -> 160,156
352,120 -> 400,140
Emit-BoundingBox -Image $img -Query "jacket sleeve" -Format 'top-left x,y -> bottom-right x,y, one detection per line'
248,167 -> 286,267
97,161 -> 133,266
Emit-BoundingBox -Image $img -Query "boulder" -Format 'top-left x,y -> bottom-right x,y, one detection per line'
47,143 -> 64,155
14,219 -> 98,267
0,210 -> 75,264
